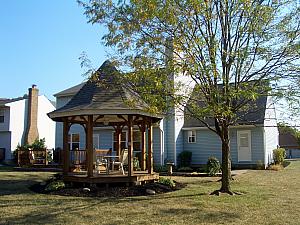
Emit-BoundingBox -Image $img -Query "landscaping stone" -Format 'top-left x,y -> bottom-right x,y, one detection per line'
146,189 -> 156,195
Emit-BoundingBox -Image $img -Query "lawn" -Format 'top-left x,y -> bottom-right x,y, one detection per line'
0,161 -> 299,225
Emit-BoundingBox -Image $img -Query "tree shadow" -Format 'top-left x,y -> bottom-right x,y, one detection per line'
283,161 -> 291,168
160,208 -> 241,224
1,198 -> 100,225
0,179 -> 41,196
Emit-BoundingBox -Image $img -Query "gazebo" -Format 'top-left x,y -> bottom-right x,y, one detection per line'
48,61 -> 162,184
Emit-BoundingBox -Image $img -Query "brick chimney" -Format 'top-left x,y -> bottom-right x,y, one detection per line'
24,84 -> 39,144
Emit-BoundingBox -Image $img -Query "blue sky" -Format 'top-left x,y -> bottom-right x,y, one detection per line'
0,0 -> 107,100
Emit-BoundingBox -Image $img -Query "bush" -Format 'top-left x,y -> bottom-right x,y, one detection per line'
177,167 -> 193,172
256,160 -> 265,170
154,165 -> 168,173
45,180 -> 65,192
273,148 -> 286,165
158,177 -> 175,188
206,156 -> 221,176
178,151 -> 192,167
31,138 -> 46,149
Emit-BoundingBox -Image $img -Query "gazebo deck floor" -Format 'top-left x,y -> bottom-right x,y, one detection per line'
63,170 -> 159,184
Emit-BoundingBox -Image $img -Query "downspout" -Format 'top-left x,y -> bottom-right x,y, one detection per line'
174,118 -> 177,166
159,127 -> 164,165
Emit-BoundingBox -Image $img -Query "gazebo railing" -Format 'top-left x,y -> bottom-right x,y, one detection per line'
70,149 -> 86,170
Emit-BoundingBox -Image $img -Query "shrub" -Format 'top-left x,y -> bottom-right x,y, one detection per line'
256,160 -> 265,170
178,151 -> 192,167
154,165 -> 168,173
273,148 -> 286,165
31,138 -> 46,150
177,167 -> 193,172
206,156 -> 221,176
45,180 -> 65,192
158,177 -> 175,188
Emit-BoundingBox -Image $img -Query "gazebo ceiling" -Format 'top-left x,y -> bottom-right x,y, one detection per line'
48,60 -> 163,123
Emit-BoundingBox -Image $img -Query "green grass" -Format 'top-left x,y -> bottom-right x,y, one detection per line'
0,161 -> 300,225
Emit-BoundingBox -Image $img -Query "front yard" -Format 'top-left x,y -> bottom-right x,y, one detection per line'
0,161 -> 299,225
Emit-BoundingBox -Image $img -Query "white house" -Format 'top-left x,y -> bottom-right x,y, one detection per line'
0,85 -> 56,162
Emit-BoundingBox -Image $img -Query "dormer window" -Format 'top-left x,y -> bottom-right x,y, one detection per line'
188,130 -> 196,143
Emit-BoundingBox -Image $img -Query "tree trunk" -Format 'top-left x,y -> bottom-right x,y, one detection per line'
211,123 -> 233,195
220,125 -> 232,194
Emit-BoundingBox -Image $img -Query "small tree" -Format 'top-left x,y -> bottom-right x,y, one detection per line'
273,148 -> 286,165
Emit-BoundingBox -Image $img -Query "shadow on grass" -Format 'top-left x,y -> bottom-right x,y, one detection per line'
0,179 -> 42,196
0,166 -> 15,172
283,161 -> 291,168
160,208 -> 240,223
0,198 -> 100,225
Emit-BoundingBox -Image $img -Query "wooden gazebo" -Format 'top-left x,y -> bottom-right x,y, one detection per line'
48,61 -> 162,184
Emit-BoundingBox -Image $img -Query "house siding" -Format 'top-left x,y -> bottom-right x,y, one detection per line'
183,127 -> 265,166
164,116 -> 175,164
55,96 -> 72,149
94,129 -> 113,149
0,131 -> 11,160
7,99 -> 26,158
286,149 -> 300,158
0,107 -> 10,131
153,127 -> 162,165
37,96 -> 56,149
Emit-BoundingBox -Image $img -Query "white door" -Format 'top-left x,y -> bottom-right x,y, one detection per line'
237,130 -> 252,162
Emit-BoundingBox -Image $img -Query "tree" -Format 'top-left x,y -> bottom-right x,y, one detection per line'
78,0 -> 300,194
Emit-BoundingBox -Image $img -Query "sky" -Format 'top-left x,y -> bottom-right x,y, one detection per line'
0,1 -> 298,125
0,0 -> 108,101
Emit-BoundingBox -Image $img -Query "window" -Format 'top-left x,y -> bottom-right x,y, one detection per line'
188,130 -> 196,143
0,111 -> 4,123
68,133 -> 80,150
133,131 -> 141,151
113,130 -> 141,151
113,131 -> 127,151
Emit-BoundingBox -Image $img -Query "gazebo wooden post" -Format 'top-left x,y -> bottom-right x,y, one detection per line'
63,119 -> 70,176
147,119 -> 154,174
116,125 -> 122,157
86,115 -> 94,177
140,119 -> 146,171
127,115 -> 134,177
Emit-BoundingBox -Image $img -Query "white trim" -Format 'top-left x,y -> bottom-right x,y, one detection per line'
68,133 -> 80,150
187,130 -> 196,143
159,127 -> 164,165
182,125 -> 257,130
237,130 -> 252,162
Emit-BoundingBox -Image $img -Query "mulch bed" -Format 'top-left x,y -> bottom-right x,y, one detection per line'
30,181 -> 186,198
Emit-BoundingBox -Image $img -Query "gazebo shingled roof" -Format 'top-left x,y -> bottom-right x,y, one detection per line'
48,60 -> 162,122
